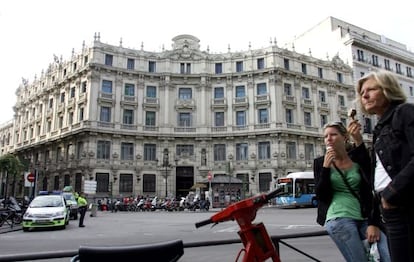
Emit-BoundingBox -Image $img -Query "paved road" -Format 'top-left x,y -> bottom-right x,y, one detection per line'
0,207 -> 344,261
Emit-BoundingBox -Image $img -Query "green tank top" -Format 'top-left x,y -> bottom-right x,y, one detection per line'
325,163 -> 364,223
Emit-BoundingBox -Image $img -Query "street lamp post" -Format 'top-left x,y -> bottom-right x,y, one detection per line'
163,148 -> 169,199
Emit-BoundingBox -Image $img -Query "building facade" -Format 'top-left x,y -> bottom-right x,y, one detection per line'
1,33 -> 354,201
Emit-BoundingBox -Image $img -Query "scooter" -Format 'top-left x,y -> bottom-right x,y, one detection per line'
195,188 -> 284,262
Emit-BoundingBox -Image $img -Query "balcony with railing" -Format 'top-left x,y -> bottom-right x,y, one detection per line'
211,98 -> 227,110
282,95 -> 296,106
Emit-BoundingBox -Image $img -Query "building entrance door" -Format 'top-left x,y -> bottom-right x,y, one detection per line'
176,166 -> 194,198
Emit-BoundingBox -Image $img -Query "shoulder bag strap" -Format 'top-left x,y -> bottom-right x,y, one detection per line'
332,162 -> 361,202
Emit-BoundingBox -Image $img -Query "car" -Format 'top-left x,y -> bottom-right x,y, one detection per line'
22,194 -> 70,232
62,192 -> 78,220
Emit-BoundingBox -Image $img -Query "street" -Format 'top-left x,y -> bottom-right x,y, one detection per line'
0,207 -> 344,261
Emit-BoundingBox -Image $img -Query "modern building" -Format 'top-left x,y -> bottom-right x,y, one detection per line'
288,16 -> 414,135
0,33 -> 354,203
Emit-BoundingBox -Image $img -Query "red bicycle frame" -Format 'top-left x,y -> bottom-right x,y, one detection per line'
195,188 -> 283,262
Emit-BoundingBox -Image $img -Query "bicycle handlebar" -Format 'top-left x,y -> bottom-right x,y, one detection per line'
195,218 -> 213,228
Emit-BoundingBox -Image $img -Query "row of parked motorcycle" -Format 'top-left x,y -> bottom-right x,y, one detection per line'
0,196 -> 29,227
100,195 -> 211,212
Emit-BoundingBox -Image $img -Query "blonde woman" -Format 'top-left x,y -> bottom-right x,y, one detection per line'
356,70 -> 414,262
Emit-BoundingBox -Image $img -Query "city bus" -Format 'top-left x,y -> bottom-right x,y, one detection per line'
273,172 -> 317,208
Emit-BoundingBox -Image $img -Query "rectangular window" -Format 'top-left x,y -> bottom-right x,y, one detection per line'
123,109 -> 134,125
338,95 -> 345,106
236,143 -> 248,161
357,50 -> 364,62
319,91 -> 326,102
124,83 -> 135,96
302,87 -> 310,99
258,142 -> 270,160
284,83 -> 292,96
144,144 -> 156,161
407,67 -> 412,77
97,141 -> 111,159
337,72 -> 343,83
49,98 -> 53,108
102,80 -> 113,93
146,86 -> 157,97
304,112 -> 311,126
257,58 -> 264,69
396,63 -> 402,74
372,55 -> 379,67
318,67 -> 323,78
179,88 -> 192,100
60,92 -> 65,103
81,81 -> 87,93
176,145 -> 194,156
384,59 -> 390,70
215,112 -> 225,126
259,173 -> 271,192
96,173 -> 109,192
145,111 -> 156,126
256,83 -> 267,95
148,61 -> 156,72
121,143 -> 134,160
286,141 -> 296,159
70,87 -> 75,98
143,174 -> 156,192
178,112 -> 192,127
284,58 -> 289,70
105,54 -> 113,66
364,117 -> 372,134
127,58 -> 135,70
258,108 -> 268,123
236,111 -> 246,126
236,61 -> 243,72
214,87 -> 224,99
304,143 -> 314,161
79,108 -> 84,121
213,144 -> 226,161
235,86 -> 245,97
100,106 -> 111,122
320,115 -> 328,127
119,174 -> 133,193
215,63 -> 222,74
286,109 -> 293,123
301,63 -> 307,74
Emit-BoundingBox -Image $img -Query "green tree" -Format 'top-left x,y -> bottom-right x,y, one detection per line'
0,154 -> 24,198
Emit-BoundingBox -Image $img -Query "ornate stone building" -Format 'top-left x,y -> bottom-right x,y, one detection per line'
0,33 -> 355,201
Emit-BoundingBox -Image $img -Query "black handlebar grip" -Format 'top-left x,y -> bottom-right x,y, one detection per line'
265,187 -> 284,201
195,218 -> 213,228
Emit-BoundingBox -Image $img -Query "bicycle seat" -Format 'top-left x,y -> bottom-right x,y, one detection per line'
71,239 -> 184,262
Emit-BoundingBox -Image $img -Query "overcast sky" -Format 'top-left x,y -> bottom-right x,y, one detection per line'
0,0 -> 413,124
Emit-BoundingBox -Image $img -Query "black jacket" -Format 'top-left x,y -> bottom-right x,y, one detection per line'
372,102 -> 414,206
313,144 -> 380,227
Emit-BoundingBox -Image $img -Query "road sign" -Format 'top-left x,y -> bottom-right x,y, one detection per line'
27,173 -> 35,183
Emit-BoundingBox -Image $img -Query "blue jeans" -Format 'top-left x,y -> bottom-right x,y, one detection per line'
326,218 -> 390,262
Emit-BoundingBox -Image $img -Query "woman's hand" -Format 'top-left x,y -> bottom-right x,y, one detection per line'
348,120 -> 363,146
323,146 -> 335,168
366,225 -> 381,243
